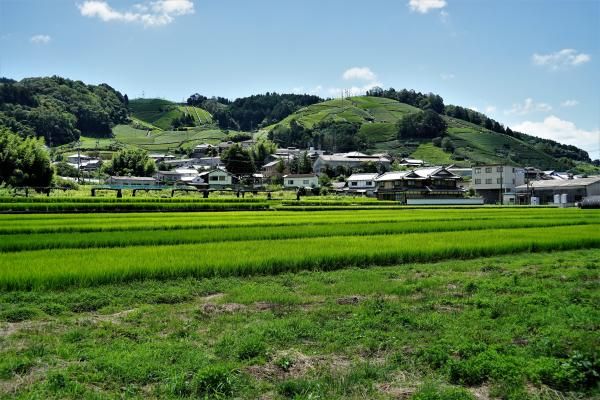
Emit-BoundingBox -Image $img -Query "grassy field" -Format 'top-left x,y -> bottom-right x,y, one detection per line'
127,99 -> 212,131
0,207 -> 598,399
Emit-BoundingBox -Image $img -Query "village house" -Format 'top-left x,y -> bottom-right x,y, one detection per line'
312,152 -> 391,174
262,159 -> 287,178
191,143 -> 215,158
65,154 -> 103,171
515,176 -> 600,206
155,168 -> 199,184
375,167 -> 464,202
191,169 -> 235,188
283,174 -> 320,189
472,165 -> 525,204
398,158 -> 425,167
193,157 -> 223,170
346,173 -> 379,195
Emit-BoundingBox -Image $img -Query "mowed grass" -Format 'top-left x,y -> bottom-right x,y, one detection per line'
0,249 -> 598,398
0,208 -> 599,290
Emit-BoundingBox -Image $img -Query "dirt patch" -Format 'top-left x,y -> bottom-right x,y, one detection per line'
0,320 -> 53,338
80,309 -> 137,324
469,384 -> 491,400
199,303 -> 247,315
246,350 -> 352,381
337,295 -> 365,305
0,364 -> 48,395
201,293 -> 225,302
375,370 -> 420,399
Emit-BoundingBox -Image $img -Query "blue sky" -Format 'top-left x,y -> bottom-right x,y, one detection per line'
1,0 -> 599,158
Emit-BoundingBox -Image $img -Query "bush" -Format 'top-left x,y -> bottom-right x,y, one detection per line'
236,336 -> 267,360
0,307 -> 41,322
278,379 -> 321,398
192,365 -> 237,397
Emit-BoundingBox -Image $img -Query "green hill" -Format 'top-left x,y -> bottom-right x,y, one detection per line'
129,98 -> 212,130
267,96 -> 583,170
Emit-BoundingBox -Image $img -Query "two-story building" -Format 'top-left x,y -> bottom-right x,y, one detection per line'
472,165 -> 525,204
346,173 -> 379,195
375,167 -> 463,202
283,174 -> 320,189
191,169 -> 235,188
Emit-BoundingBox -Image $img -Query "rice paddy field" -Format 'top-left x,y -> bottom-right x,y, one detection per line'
0,207 -> 599,399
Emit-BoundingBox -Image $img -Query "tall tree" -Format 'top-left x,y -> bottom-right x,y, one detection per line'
102,148 -> 156,177
0,128 -> 53,187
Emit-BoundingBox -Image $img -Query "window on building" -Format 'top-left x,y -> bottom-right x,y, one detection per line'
512,168 -> 515,173
288,180 -> 294,185
485,178 -> 492,184
497,178 -> 502,184
366,181 -> 372,186
219,176 -> 226,181
475,179 -> 481,184
512,179 -> 515,184
475,168 -> 481,174
485,167 -> 492,173
351,182 -> 357,186
210,176 -> 219,181
303,180 -> 309,185
496,167 -> 503,172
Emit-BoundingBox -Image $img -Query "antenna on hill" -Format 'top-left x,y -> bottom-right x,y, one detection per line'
142,90 -> 145,98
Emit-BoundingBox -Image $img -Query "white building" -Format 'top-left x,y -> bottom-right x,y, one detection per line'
191,169 -> 235,188
346,173 -> 379,195
155,168 -> 199,184
515,176 -> 600,206
107,176 -> 157,186
472,165 -> 525,204
283,174 -> 320,189
312,152 -> 391,174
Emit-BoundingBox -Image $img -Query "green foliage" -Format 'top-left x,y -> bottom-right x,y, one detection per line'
0,306 -> 41,322
0,76 -> 128,144
191,365 -> 238,397
213,92 -> 322,131
53,161 -> 78,177
221,143 -> 255,174
412,383 -> 475,400
0,128 -> 53,186
102,148 -> 156,177
397,110 -> 447,139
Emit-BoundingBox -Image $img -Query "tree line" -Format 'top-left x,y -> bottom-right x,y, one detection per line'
187,92 -> 322,131
368,86 -> 591,162
0,76 -> 129,146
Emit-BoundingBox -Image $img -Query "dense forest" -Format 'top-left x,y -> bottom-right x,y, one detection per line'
0,76 -> 128,146
187,92 -> 322,131
367,87 -> 591,162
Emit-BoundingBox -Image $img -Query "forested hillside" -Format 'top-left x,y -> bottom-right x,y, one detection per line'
0,76 -> 128,146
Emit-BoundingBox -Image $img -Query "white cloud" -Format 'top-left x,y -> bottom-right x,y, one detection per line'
532,49 -> 591,70
78,0 -> 194,27
440,73 -> 455,80
512,116 -> 599,158
408,0 -> 447,13
342,67 -> 377,82
506,98 -> 552,115
30,34 -> 51,44
560,99 -> 579,108
485,106 -> 497,114
328,82 -> 383,97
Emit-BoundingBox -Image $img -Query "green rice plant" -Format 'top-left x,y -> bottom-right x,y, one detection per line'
0,217 -> 594,252
1,224 -> 598,290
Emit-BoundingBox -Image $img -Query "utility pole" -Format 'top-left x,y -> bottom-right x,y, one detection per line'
77,140 -> 81,184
